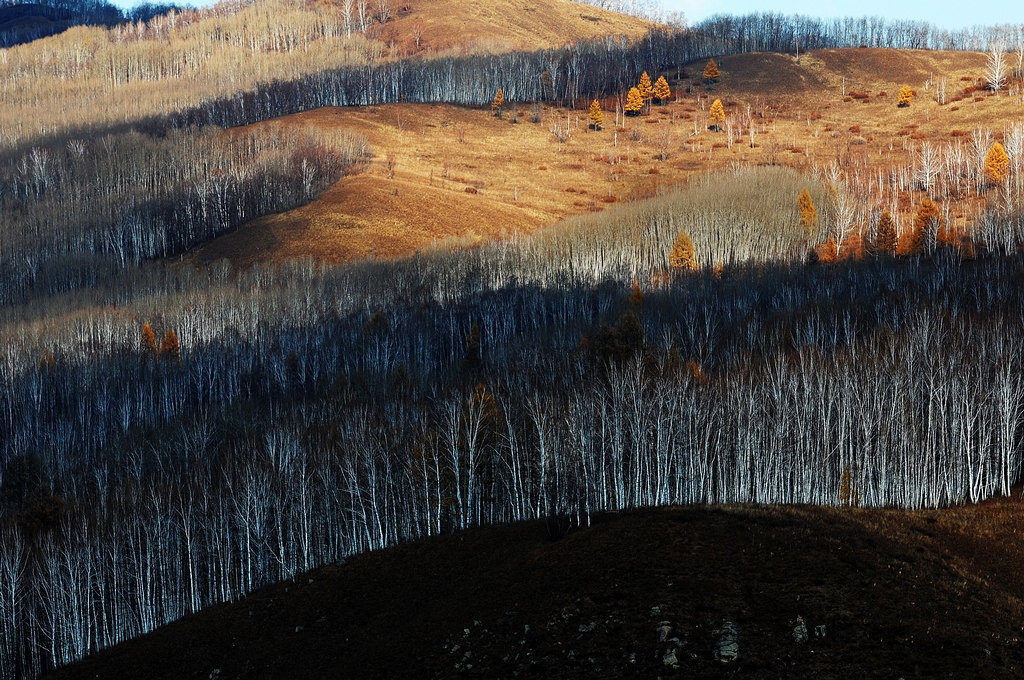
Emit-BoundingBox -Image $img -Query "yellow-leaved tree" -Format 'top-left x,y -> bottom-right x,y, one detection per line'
637,71 -> 653,104
159,330 -> 181,359
702,58 -> 719,86
839,467 -> 861,507
897,85 -> 914,107
872,209 -> 897,255
653,75 -> 671,103
625,86 -> 644,116
141,322 -> 157,353
491,88 -> 504,117
798,188 -> 817,239
588,99 -> 603,130
905,196 -> 940,255
668,231 -> 698,269
708,98 -> 725,131
985,141 -> 1010,183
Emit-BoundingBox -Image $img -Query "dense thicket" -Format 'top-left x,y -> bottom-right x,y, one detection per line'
2,168 -> 1024,678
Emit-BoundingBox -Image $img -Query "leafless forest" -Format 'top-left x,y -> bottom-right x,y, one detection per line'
4,7 -> 1024,679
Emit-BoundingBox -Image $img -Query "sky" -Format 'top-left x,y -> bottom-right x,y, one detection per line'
665,0 -> 1024,32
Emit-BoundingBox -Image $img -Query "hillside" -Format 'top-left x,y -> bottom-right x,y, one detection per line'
381,0 -> 654,53
192,46 -> 1012,266
0,0 -> 653,145
46,497 -> 1024,679
8,14 -> 1024,680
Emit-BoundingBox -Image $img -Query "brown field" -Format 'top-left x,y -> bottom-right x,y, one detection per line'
193,47 -> 1024,266
379,0 -> 654,53
46,494 -> 1024,679
0,0 -> 651,144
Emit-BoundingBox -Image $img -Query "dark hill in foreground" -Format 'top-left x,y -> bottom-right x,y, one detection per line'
46,497 -> 1024,679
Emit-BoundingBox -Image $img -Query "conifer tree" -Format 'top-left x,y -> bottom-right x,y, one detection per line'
820,236 -> 838,262
38,348 -> 55,370
872,209 -> 897,255
798,188 -> 817,238
141,322 -> 158,353
588,99 -> 603,130
668,230 -> 698,269
491,88 -> 504,117
985,141 -> 1010,183
637,71 -> 653,104
906,196 -> 940,255
702,58 -> 719,87
159,330 -> 181,359
708,98 -> 725,131
897,85 -> 914,107
653,75 -> 671,104
839,467 -> 860,506
625,87 -> 644,116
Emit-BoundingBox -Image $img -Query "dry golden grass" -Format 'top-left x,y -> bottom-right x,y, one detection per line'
191,102 -> 664,265
0,0 -> 652,146
383,0 -> 653,54
192,47 -> 1024,266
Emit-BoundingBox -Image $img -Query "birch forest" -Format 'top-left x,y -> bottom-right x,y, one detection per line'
3,1 -> 1024,678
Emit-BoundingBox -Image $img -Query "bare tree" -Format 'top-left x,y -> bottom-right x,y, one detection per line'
915,142 -> 941,193
985,41 -> 1007,93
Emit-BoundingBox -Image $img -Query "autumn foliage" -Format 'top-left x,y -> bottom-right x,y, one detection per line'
159,329 -> 181,359
985,142 -> 1010,183
588,99 -> 603,130
872,209 -> 898,254
625,86 -> 644,115
668,230 -> 698,269
637,71 -> 653,103
905,197 -> 940,255
491,88 -> 504,117
708,98 -> 725,130
141,322 -> 158,353
653,75 -> 671,103
897,85 -> 914,107
702,58 -> 719,84
798,188 -> 817,238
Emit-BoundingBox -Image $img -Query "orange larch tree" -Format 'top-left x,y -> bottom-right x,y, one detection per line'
141,322 -> 157,353
653,75 -> 671,103
897,85 -> 914,107
159,330 -> 181,359
491,88 -> 504,117
905,197 -> 940,255
798,187 -> 817,239
872,209 -> 898,255
668,230 -> 698,269
702,58 -> 719,87
625,87 -> 644,116
637,71 -> 653,104
708,98 -> 725,131
588,99 -> 603,130
985,141 -> 1010,183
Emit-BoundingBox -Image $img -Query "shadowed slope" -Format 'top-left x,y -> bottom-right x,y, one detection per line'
46,498 -> 1024,679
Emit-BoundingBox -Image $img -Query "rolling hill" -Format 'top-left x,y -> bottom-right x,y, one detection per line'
44,496 -> 1024,679
189,46 -> 1011,266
